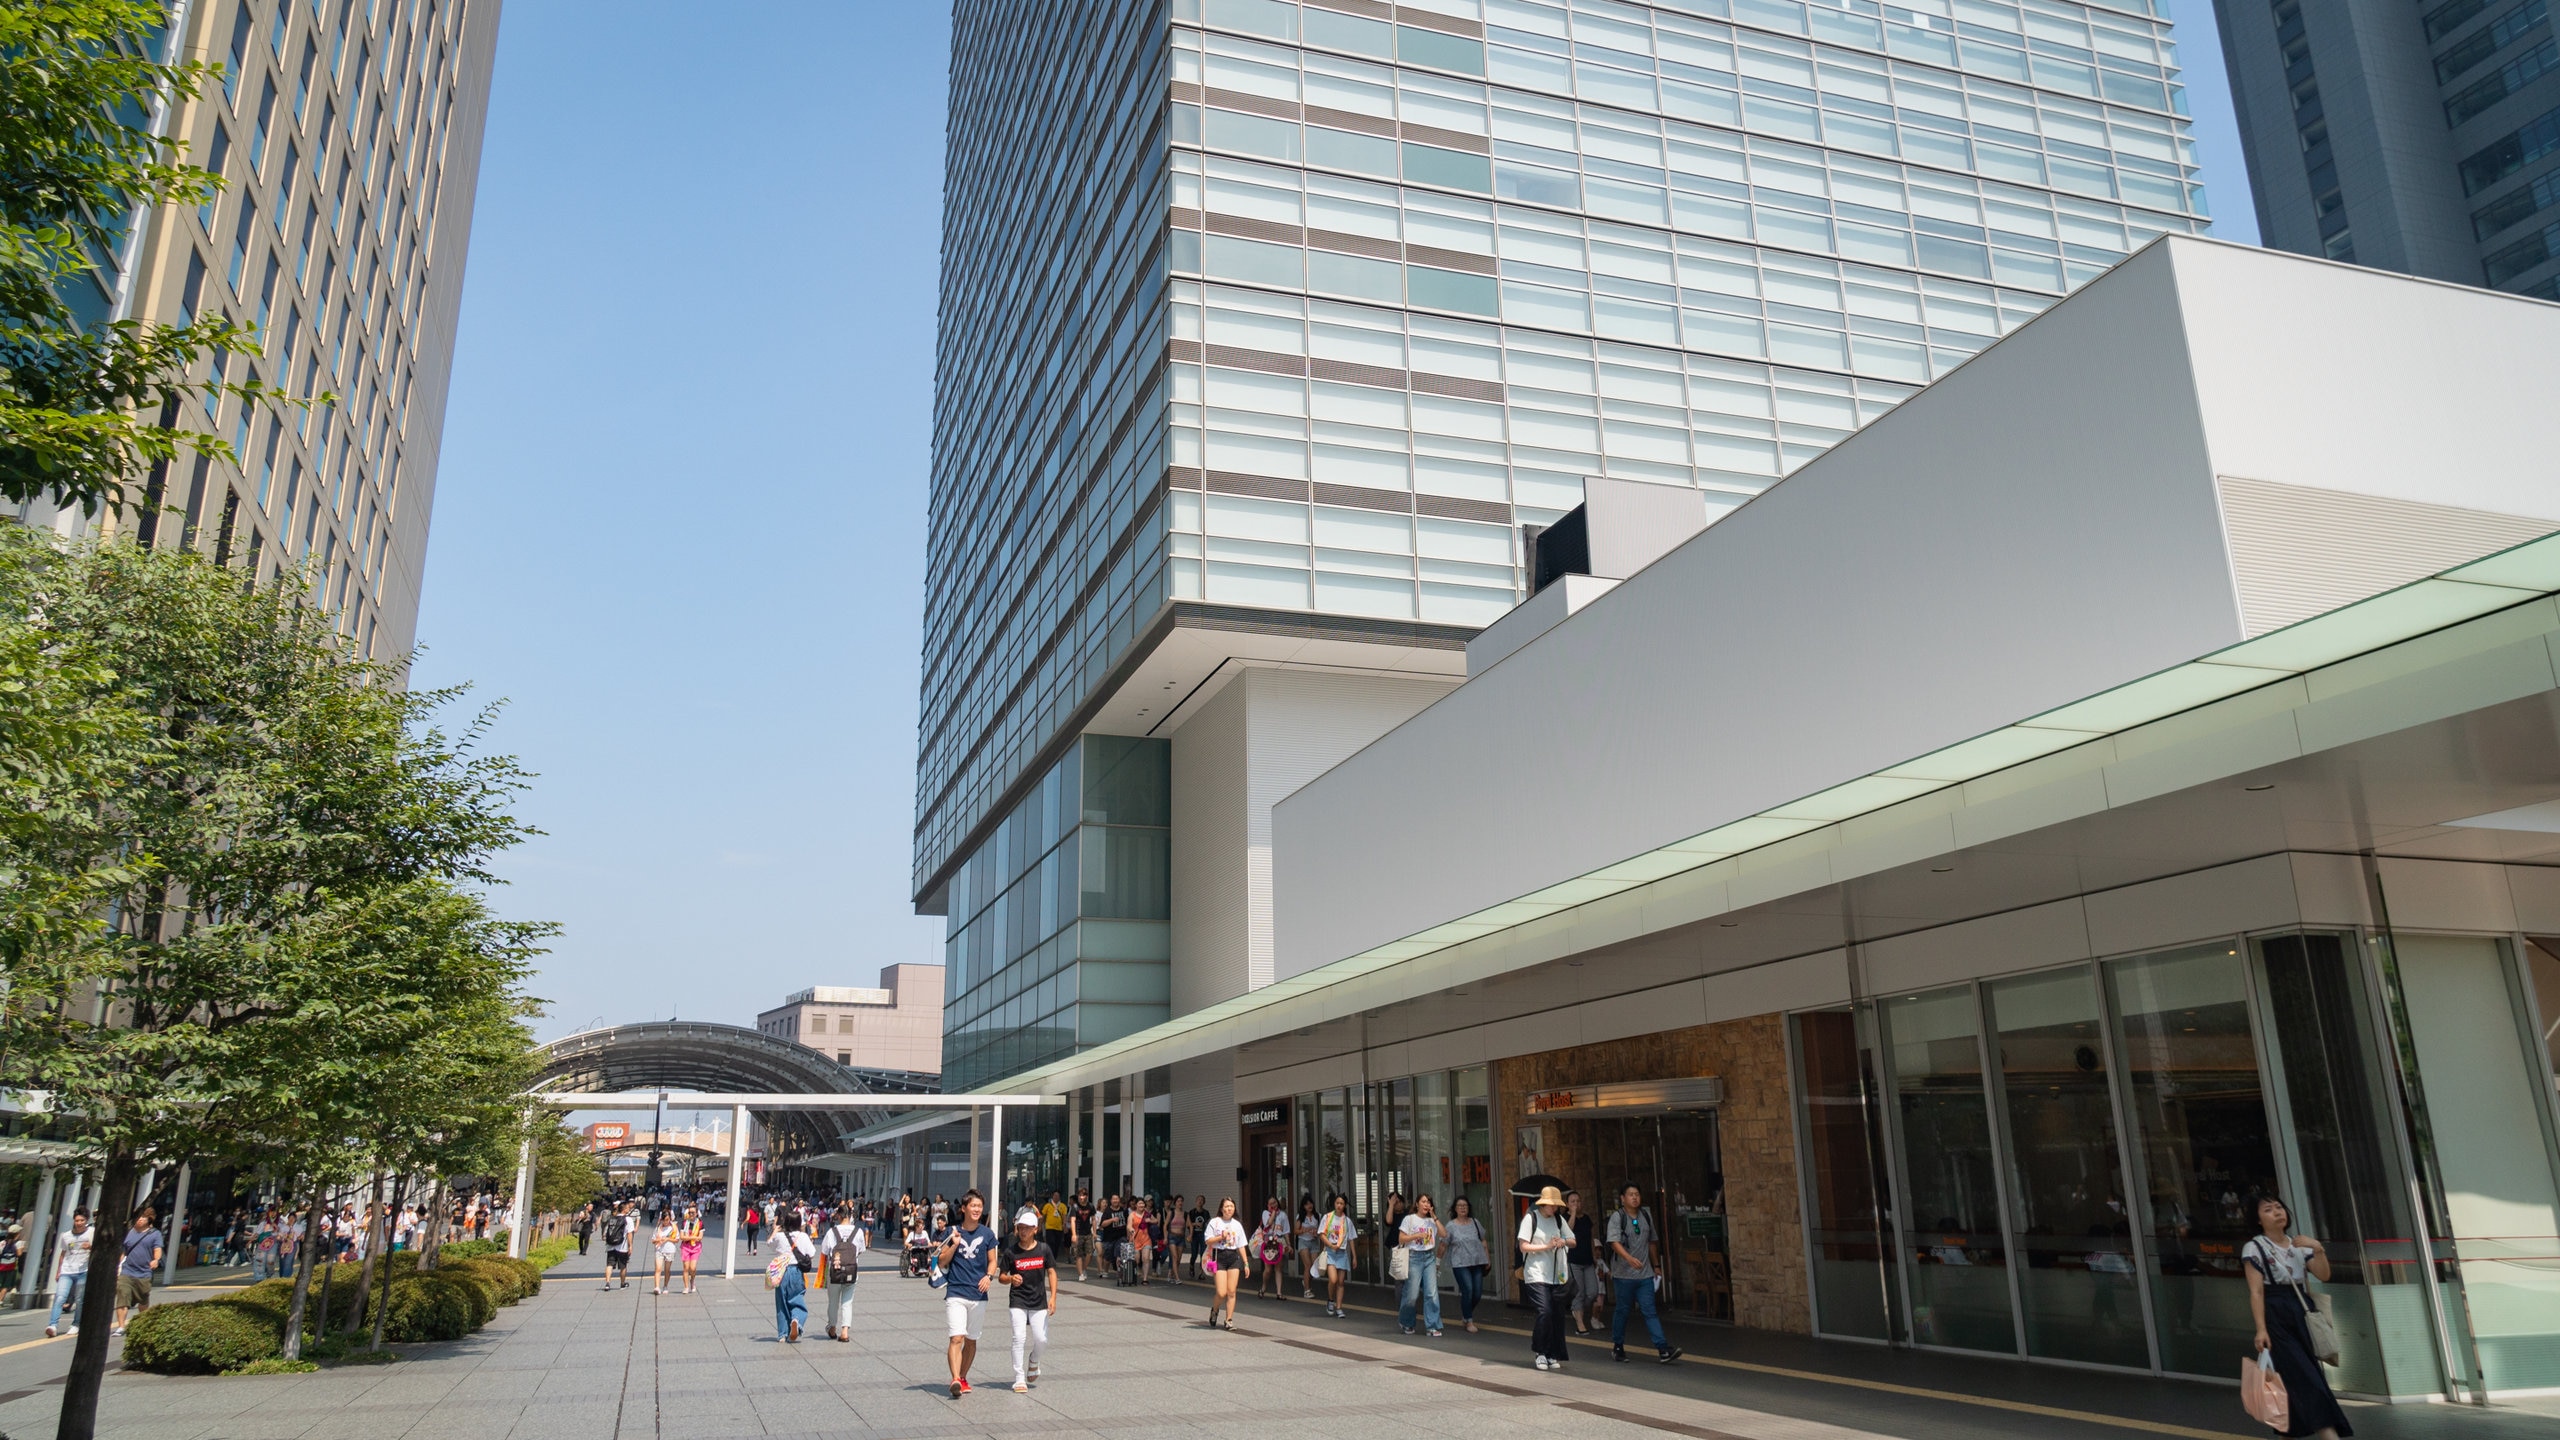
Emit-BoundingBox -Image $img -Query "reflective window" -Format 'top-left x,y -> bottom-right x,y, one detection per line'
1986,967 -> 2148,1368
1883,986 -> 2015,1354
2107,944 -> 2279,1377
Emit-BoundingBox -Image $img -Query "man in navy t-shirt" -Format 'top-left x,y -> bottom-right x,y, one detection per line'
937,1192 -> 996,1398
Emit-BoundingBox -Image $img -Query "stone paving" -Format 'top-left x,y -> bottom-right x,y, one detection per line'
3,1246 -> 2557,1440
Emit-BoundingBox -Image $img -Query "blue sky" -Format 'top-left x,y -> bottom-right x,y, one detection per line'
415,1 -> 2257,1042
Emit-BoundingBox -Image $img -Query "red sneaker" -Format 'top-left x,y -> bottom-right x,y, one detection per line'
956,1378 -> 972,1393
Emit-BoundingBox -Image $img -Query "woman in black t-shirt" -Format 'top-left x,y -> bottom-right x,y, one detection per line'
994,1210 -> 1057,1393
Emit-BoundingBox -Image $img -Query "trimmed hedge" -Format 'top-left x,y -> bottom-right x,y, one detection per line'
127,1247 -> 553,1372
123,1298 -> 284,1374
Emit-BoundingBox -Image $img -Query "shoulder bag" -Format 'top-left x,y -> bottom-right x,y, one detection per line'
1389,1232 -> 1410,1281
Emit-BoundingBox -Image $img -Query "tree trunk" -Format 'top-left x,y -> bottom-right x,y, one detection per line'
348,1169 -> 385,1338
278,1187 -> 326,1360
420,1178 -> 447,1272
368,1173 -> 408,1350
54,1149 -> 137,1440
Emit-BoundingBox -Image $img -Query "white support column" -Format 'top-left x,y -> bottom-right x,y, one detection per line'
1126,1073 -> 1148,1194
967,1108 -> 983,1198
18,1168 -> 57,1308
508,1129 -> 535,1259
723,1104 -> 747,1277
987,1105 -> 1005,1220
1072,1088 -> 1089,1198
160,1163 -> 191,1285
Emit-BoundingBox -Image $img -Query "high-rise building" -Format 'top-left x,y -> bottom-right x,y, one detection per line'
84,0 -> 499,657
2211,0 -> 2560,296
920,0 -> 2212,1101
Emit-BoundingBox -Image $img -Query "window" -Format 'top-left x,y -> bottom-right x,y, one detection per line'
2435,0 -> 2550,86
199,124 -> 232,229
2460,103 -> 2560,192
2447,37 -> 2559,125
227,196 -> 259,290
295,38 -> 318,120
253,79 -> 278,172
224,2 -> 253,104
179,250 -> 208,325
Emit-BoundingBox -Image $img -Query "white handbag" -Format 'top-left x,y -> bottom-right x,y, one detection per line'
1389,1244 -> 1410,1281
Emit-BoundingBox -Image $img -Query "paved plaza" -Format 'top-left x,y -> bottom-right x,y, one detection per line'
4,1249 -> 2558,1440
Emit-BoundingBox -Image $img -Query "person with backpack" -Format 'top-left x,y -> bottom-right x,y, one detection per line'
1605,1184 -> 1681,1365
767,1211 -> 818,1343
601,1202 -> 634,1290
1519,1186 -> 1573,1371
817,1202 -> 864,1341
1318,1193 -> 1357,1318
574,1202 -> 595,1257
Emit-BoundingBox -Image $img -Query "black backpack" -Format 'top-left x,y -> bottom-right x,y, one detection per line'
603,1215 -> 629,1247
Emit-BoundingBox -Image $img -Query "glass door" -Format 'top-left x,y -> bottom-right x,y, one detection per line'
1985,968 -> 2152,1369
2106,944 -> 2281,1378
1659,1112 -> 1731,1321
1881,985 -> 2017,1354
1791,1008 -> 1901,1340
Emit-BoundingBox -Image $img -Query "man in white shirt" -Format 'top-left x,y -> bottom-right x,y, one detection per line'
44,1207 -> 94,1338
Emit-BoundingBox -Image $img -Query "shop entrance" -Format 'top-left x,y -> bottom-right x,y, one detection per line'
1238,1098 -> 1293,1216
1554,1110 -> 1732,1321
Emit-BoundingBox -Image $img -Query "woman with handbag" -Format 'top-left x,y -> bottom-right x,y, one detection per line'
1202,1197 -> 1249,1329
1395,1193 -> 1445,1337
1254,1199 -> 1289,1300
766,1211 -> 818,1343
2243,1193 -> 2350,1438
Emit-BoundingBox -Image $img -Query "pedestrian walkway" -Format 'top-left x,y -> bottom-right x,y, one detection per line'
1,1247 -> 2554,1439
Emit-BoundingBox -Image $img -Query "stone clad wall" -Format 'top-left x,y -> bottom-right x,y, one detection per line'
1494,1012 -> 1810,1334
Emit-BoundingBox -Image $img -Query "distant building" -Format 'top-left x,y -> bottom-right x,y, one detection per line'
754,964 -> 944,1081
2212,0 -> 2560,296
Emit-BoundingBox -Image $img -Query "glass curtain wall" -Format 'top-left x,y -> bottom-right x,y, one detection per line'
941,735 -> 1172,1090
1290,1065 -> 1491,1288
1799,930 -> 2560,1394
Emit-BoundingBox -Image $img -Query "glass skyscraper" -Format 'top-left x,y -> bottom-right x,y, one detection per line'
2212,0 -> 2560,297
921,0 -> 2209,1090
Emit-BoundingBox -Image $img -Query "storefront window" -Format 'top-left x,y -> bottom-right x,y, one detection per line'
1455,1067 -> 1493,1237
1882,986 -> 2015,1355
1986,967 -> 2149,1369
1792,1007 -> 1899,1341
2106,945 -> 2279,1378
2260,932 -> 2434,1398
1318,1088 -> 1349,1209
2394,935 -> 2560,1393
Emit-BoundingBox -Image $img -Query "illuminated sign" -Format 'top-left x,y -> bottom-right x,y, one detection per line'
1239,1100 -> 1290,1129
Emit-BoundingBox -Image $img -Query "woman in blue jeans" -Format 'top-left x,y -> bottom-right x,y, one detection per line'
768,1212 -> 817,1342
1442,1197 -> 1491,1333
1396,1194 -> 1445,1336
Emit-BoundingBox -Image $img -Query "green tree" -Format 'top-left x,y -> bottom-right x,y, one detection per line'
1,0 -> 290,514
0,536 -> 542,1438
530,1119 -> 606,1219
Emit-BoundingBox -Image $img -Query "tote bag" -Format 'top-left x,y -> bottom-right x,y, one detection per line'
1389,1244 -> 1410,1281
2241,1351 -> 2290,1430
2292,1279 -> 2340,1365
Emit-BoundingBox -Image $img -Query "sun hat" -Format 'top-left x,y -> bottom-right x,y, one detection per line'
1535,1185 -> 1565,1208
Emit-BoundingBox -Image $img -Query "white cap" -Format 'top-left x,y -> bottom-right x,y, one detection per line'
1016,1208 -> 1041,1228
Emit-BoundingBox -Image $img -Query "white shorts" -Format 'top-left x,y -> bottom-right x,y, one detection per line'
945,1295 -> 985,1339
